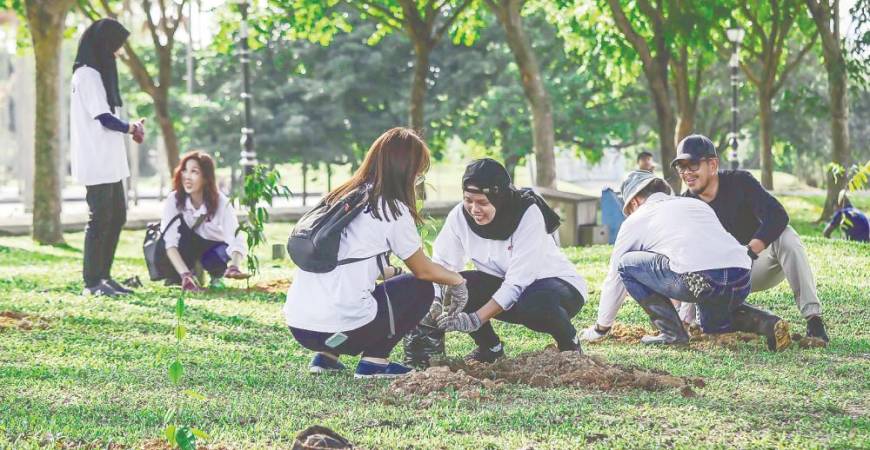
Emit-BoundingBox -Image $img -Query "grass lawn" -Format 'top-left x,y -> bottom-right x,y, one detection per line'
1,195 -> 868,449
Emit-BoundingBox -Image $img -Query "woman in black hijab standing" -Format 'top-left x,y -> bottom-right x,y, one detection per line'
431,158 -> 589,362
70,18 -> 146,297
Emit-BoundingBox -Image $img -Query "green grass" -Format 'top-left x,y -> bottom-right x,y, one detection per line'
0,196 -> 868,449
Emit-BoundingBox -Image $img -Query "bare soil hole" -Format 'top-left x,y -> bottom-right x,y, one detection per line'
251,279 -> 292,294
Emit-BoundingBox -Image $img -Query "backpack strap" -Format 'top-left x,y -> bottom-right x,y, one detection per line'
375,252 -> 396,339
191,214 -> 207,232
159,214 -> 183,236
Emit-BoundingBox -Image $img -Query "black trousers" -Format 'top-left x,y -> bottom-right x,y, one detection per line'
289,274 -> 434,359
164,218 -> 230,283
461,270 -> 584,351
83,181 -> 126,288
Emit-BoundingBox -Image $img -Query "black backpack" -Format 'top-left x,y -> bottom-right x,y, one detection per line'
287,186 -> 382,273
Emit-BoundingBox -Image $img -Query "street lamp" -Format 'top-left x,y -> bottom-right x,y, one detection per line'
726,21 -> 745,170
234,0 -> 256,177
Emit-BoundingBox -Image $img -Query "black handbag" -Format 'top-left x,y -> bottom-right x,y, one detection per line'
143,214 -> 206,281
143,214 -> 182,281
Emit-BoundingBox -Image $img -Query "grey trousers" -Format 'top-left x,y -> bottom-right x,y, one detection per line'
678,226 -> 821,322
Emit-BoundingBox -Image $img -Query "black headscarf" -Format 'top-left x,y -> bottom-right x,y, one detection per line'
73,19 -> 130,113
461,158 -> 560,240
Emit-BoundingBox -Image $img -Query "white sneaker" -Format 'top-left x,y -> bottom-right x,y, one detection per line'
579,325 -> 609,343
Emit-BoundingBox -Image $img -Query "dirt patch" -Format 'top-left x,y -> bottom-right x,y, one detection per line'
293,425 -> 357,449
791,333 -> 827,349
139,439 -> 233,450
608,322 -> 657,343
390,348 -> 704,401
0,311 -> 49,331
251,279 -> 291,294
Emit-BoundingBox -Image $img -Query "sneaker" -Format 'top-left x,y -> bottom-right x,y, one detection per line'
579,325 -> 610,343
104,279 -> 134,295
558,335 -> 583,354
353,360 -> 413,379
806,316 -> 829,344
82,281 -> 118,297
309,353 -> 346,374
465,344 -> 505,363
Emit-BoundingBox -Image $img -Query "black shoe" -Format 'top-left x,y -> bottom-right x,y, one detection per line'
465,344 -> 505,363
806,316 -> 829,343
558,335 -> 583,354
82,281 -> 118,298
105,279 -> 134,295
635,295 -> 689,346
731,304 -> 791,352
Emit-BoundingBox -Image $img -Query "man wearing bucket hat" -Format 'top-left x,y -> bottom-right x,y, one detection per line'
671,134 -> 828,343
580,170 -> 791,351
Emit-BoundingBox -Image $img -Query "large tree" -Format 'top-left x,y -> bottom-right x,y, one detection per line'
483,0 -> 557,187
552,0 -> 721,191
24,0 -> 77,244
806,0 -> 852,220
80,0 -> 188,174
735,0 -> 816,189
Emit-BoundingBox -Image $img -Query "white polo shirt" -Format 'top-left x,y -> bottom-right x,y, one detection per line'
433,203 -> 588,310
597,193 -> 752,327
69,66 -> 129,186
283,199 -> 423,332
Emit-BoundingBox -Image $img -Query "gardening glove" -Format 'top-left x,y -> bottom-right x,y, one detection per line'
181,272 -> 205,293
441,279 -> 469,315
437,311 -> 482,333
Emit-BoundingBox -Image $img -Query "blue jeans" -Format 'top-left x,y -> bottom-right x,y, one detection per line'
617,251 -> 751,333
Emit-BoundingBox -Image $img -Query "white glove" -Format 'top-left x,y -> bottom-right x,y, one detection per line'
437,311 -> 482,333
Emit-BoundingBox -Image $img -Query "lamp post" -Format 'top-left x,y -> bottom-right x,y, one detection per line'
726,21 -> 745,170
235,0 -> 256,177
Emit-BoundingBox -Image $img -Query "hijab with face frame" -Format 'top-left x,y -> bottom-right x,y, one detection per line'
73,18 -> 130,113
461,158 -> 560,240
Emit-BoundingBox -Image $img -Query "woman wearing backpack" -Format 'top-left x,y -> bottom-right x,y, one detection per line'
283,127 -> 467,378
431,158 -> 588,362
159,151 -> 249,292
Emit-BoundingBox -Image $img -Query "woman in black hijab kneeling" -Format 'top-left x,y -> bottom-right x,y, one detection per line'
431,159 -> 589,362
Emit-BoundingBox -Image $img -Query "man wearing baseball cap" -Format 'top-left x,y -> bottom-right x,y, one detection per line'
580,170 -> 791,351
670,134 -> 828,344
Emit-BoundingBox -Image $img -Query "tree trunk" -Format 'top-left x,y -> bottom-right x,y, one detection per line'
26,0 -> 75,245
490,0 -> 557,188
647,68 -> 680,191
758,91 -> 775,190
154,92 -> 180,174
808,0 -> 852,221
672,50 -> 697,144
409,43 -> 431,134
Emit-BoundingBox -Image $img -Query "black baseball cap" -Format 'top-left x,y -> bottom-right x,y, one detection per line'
671,134 -> 717,168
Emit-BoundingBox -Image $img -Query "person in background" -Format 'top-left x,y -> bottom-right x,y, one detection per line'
70,18 -> 146,297
159,151 -> 249,292
637,151 -> 656,173
823,190 -> 869,242
583,171 -> 791,351
283,128 -> 467,379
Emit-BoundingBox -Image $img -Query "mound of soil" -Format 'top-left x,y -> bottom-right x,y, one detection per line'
791,333 -> 827,349
0,311 -> 49,331
390,348 -> 704,400
602,322 -> 825,350
293,425 -> 356,450
608,323 -> 656,343
251,279 -> 291,294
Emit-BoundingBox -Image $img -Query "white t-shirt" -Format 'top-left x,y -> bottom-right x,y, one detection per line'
596,193 -> 752,327
283,199 -> 423,332
433,203 -> 588,310
159,192 -> 247,258
69,66 -> 129,186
